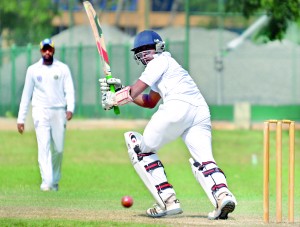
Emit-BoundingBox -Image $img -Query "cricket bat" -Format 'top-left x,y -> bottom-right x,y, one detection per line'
83,1 -> 120,115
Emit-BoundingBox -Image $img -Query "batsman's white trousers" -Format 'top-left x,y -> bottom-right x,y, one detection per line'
32,107 -> 66,189
140,100 -> 215,163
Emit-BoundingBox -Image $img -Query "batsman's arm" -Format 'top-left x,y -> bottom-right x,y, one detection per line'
130,80 -> 161,108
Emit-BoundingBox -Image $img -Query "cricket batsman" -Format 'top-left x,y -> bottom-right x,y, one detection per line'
100,30 -> 237,219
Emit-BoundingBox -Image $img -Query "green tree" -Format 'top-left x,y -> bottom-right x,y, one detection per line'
225,0 -> 300,41
0,0 -> 59,47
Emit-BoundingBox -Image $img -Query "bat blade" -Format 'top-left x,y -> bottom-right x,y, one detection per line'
83,1 -> 120,115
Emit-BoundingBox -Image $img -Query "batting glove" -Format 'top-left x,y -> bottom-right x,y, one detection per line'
99,78 -> 124,92
102,91 -> 116,110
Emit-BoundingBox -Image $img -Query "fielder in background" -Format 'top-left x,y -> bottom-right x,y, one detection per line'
17,38 -> 75,192
100,30 -> 237,219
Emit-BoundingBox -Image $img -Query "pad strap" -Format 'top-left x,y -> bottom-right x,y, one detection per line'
212,183 -> 227,192
203,168 -> 225,177
116,86 -> 133,105
145,160 -> 164,172
137,151 -> 155,161
193,161 -> 226,178
156,182 -> 173,193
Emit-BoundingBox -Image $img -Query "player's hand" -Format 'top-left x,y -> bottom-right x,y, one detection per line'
99,78 -> 124,92
66,111 -> 73,121
17,123 -> 25,134
102,91 -> 117,110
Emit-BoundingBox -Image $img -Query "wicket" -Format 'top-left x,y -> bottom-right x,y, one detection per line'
263,120 -> 295,223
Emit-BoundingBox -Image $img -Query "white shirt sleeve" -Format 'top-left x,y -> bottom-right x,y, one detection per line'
63,65 -> 75,113
17,67 -> 34,124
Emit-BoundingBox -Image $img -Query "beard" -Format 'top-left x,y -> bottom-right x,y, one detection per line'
42,55 -> 54,65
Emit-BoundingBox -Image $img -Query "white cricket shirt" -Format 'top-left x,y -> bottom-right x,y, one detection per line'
17,58 -> 75,124
139,52 -> 206,106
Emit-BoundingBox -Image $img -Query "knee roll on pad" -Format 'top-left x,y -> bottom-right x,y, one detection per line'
189,158 -> 230,207
124,131 -> 174,208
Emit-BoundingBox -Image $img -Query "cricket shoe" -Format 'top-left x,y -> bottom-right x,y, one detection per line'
146,195 -> 183,218
208,192 -> 236,220
51,184 -> 59,191
40,186 -> 51,192
40,184 -> 59,192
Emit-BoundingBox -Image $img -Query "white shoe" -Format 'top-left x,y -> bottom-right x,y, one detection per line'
40,184 -> 58,192
146,195 -> 183,218
40,186 -> 51,192
208,192 -> 236,220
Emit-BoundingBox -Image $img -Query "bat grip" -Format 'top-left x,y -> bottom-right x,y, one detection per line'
105,74 -> 120,115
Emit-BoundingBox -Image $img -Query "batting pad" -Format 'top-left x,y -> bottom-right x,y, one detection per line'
124,131 -> 175,209
189,158 -> 231,207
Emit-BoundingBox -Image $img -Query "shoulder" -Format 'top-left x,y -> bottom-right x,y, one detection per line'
53,59 -> 67,67
53,59 -> 71,71
154,51 -> 171,60
148,52 -> 170,68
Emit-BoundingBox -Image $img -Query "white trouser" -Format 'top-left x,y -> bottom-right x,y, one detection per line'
141,100 -> 214,163
136,100 -> 214,200
32,107 -> 66,188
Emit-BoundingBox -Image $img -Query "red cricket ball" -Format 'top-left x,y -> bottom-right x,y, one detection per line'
121,195 -> 133,208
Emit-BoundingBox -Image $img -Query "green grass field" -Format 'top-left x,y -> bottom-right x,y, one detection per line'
0,126 -> 299,226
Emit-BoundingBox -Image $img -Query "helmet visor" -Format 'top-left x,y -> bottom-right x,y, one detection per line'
134,50 -> 155,66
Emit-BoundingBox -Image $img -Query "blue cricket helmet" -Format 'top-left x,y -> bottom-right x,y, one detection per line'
131,30 -> 165,53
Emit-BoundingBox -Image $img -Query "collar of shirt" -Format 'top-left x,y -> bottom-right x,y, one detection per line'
153,51 -> 171,59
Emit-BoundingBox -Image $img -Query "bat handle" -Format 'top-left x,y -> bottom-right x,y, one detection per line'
105,74 -> 120,115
